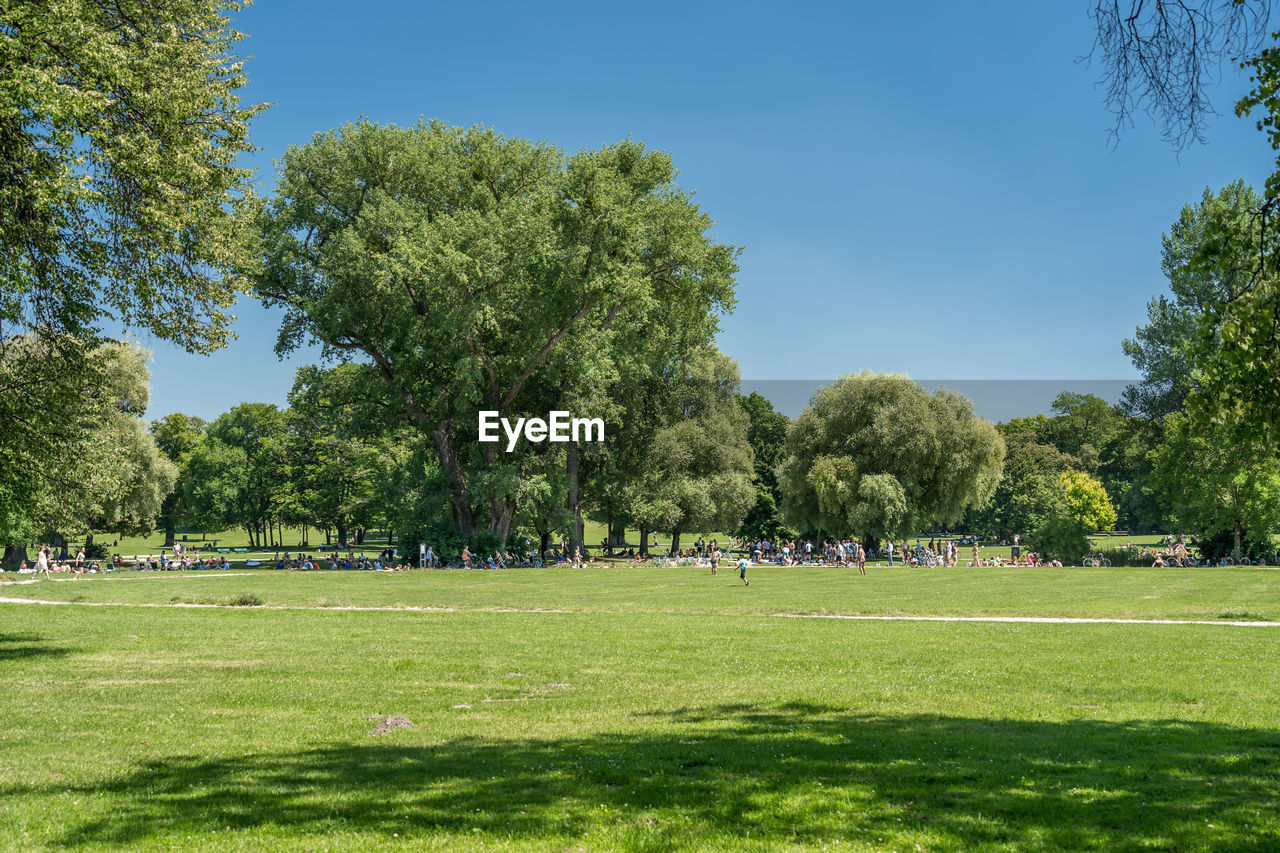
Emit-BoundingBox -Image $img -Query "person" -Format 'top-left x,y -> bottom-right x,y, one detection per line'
710,547 -> 720,575
73,546 -> 86,579
36,545 -> 50,579
856,542 -> 866,575
971,541 -> 979,567
886,539 -> 894,567
461,546 -> 473,569
738,555 -> 749,586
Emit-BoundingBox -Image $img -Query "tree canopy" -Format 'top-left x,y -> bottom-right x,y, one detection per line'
253,120 -> 738,546
778,374 -> 1005,543
0,0 -> 262,351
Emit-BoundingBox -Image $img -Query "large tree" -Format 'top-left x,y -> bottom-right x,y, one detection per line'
966,429 -> 1077,541
644,349 -> 755,554
1122,181 -> 1263,419
779,374 -> 1005,544
184,403 -> 290,547
2,340 -> 174,560
1152,413 -> 1280,559
253,120 -> 737,547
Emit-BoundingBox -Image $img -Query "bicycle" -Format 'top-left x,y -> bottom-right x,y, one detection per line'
1081,553 -> 1112,567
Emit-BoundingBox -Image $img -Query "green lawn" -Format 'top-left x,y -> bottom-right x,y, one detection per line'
2,567 -> 1278,850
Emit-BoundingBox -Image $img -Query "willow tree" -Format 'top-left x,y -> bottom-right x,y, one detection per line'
253,120 -> 737,545
778,373 -> 1005,544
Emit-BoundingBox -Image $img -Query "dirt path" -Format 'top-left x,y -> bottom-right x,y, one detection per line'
0,594 -> 1276,626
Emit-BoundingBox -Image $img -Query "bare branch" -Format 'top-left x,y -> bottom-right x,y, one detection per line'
1082,0 -> 1271,150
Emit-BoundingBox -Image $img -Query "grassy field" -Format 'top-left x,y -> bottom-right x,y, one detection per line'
2,566 -> 1279,850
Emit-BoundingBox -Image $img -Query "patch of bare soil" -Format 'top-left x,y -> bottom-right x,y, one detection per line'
365,715 -> 414,735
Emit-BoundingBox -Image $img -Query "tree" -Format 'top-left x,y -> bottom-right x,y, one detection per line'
778,374 -> 1005,545
966,430 -> 1075,541
1151,413 -> 1280,559
253,120 -> 737,546
0,335 -> 98,556
150,414 -> 206,547
1122,181 -> 1263,419
286,364 -> 395,547
645,349 -> 755,553
1086,4 -> 1280,440
1058,469 -> 1119,531
1030,470 -> 1116,563
735,392 -> 792,541
0,0 -> 263,352
1041,392 -> 1124,466
0,340 -> 175,557
184,403 -> 290,547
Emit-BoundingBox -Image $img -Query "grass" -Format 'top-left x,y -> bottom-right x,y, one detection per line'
2,568 -> 1279,850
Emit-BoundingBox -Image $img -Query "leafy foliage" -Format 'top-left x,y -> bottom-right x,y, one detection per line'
1152,413 -> 1280,556
1058,470 -> 1118,532
779,373 -> 1005,542
0,0 -> 263,351
253,120 -> 738,545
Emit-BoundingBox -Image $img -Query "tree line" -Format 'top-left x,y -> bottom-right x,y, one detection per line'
6,1 -> 1280,566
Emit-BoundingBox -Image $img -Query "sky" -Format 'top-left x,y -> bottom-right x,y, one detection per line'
135,0 -> 1278,421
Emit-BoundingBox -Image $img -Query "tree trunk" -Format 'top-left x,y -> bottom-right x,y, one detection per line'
355,527 -> 365,546
162,494 -> 177,548
608,519 -> 626,550
489,501 -> 515,549
1234,517 -> 1242,562
639,525 -> 649,557
387,528 -> 394,545
670,529 -> 682,555
539,531 -> 550,559
433,421 -> 476,537
566,440 -> 584,556
3,545 -> 29,565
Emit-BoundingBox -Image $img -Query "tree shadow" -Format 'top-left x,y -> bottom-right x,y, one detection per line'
15,704 -> 1280,849
0,632 -> 73,662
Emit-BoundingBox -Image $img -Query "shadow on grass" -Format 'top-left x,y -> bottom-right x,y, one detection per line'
19,704 -> 1280,849
0,633 -> 73,662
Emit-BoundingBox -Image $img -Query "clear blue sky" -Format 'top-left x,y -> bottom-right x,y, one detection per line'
138,0 -> 1277,420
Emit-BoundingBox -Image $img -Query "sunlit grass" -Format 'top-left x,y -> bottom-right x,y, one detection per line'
2,568 -> 1278,850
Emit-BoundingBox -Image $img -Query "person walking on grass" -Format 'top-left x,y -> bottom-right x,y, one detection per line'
36,545 -> 51,579
738,555 -> 750,586
856,542 -> 866,575
711,547 -> 720,575
73,546 -> 86,580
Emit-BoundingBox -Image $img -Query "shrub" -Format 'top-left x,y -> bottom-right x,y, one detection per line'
1191,530 -> 1276,564
396,521 -> 502,564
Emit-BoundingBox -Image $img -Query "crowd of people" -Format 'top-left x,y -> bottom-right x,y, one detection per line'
9,532 -> 1271,577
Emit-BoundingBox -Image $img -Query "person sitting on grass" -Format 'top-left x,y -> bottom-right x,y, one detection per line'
1152,554 -> 1166,567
